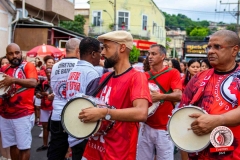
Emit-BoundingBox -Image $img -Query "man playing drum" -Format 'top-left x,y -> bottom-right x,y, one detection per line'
137,44 -> 182,160
0,43 -> 38,160
179,30 -> 240,159
79,31 -> 152,160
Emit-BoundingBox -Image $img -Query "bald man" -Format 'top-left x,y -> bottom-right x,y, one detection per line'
0,43 -> 38,160
47,38 -> 81,160
179,30 -> 240,159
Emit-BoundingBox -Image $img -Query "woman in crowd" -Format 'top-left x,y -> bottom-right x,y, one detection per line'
0,56 -> 9,72
169,59 -> 184,78
143,56 -> 150,72
36,68 -> 53,152
163,59 -> 169,68
35,56 -> 54,126
180,61 -> 187,77
182,59 -> 201,91
0,57 -> 11,160
200,58 -> 212,71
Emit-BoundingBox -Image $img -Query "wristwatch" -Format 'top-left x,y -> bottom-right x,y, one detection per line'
105,108 -> 111,120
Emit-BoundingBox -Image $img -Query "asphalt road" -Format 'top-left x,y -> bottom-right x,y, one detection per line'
30,125 -> 181,160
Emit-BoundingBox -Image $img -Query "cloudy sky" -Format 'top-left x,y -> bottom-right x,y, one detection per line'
75,0 -> 238,23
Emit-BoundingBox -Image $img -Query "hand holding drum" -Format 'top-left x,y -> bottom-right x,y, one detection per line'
0,72 -> 11,95
167,106 -> 211,153
61,96 -> 115,139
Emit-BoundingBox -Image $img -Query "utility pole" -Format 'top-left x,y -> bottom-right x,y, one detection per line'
216,0 -> 240,35
114,0 -> 117,31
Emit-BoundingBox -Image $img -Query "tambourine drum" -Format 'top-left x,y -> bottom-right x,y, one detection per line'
167,106 -> 210,153
61,97 -> 114,139
148,102 -> 160,117
0,72 -> 9,95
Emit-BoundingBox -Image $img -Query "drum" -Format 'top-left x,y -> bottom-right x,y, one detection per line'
0,72 -> 9,95
61,97 -> 114,139
167,106 -> 210,153
148,83 -> 160,117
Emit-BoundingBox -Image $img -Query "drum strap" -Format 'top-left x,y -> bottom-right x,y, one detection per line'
148,69 -> 173,104
91,72 -> 115,97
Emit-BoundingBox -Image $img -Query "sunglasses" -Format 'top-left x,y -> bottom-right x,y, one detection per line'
205,44 -> 236,53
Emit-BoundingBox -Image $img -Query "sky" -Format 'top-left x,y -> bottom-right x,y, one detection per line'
75,0 -> 238,24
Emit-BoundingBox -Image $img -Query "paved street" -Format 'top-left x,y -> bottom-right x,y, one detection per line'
30,125 -> 180,160
30,126 -> 48,160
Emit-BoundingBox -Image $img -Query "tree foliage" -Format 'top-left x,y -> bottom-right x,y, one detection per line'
226,24 -> 236,32
163,12 -> 209,31
60,14 -> 86,35
129,46 -> 140,63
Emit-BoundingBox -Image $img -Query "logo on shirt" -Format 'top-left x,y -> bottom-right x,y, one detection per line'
220,70 -> 240,107
210,126 -> 233,147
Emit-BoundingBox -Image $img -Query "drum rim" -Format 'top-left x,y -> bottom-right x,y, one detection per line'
61,97 -> 100,139
0,72 -> 9,95
167,106 -> 210,153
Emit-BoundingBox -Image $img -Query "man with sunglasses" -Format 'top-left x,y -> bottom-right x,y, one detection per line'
179,30 -> 240,159
0,43 -> 38,160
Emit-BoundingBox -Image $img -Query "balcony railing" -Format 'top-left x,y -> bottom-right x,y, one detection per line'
89,26 -> 150,40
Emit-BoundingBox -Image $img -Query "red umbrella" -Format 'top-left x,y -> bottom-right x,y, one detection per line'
26,44 -> 63,58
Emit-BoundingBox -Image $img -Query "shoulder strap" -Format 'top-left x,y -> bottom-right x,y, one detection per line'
148,69 -> 173,104
148,69 -> 172,93
91,72 -> 115,97
148,68 -> 172,80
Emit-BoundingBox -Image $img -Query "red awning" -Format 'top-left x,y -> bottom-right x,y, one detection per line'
133,40 -> 157,50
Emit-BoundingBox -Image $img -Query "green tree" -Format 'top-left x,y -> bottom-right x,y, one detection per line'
226,24 -> 236,32
129,46 -> 140,63
60,14 -> 86,35
189,27 -> 209,40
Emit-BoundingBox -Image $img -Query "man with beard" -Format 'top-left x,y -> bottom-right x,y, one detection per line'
79,31 -> 152,160
0,43 -> 38,160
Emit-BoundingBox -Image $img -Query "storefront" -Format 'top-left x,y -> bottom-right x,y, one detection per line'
133,39 -> 157,56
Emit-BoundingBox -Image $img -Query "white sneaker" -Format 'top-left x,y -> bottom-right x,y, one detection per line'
39,131 -> 43,138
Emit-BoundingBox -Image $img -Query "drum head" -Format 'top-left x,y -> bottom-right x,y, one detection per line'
61,97 -> 100,139
168,106 -> 210,153
0,73 -> 9,95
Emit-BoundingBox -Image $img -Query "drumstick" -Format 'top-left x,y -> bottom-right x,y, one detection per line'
187,128 -> 192,130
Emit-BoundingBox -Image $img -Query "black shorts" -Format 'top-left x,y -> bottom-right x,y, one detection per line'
47,120 -> 69,160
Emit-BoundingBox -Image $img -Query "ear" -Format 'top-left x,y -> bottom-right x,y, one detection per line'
161,54 -> 166,60
91,51 -> 96,58
120,44 -> 126,52
232,45 -> 239,57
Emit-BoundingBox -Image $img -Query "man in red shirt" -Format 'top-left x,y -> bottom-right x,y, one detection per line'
0,43 -> 38,160
179,30 -> 240,159
137,44 -> 182,160
79,31 -> 151,160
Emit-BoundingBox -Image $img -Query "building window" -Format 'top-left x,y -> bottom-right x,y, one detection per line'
118,11 -> 129,30
142,15 -> 147,30
152,22 -> 156,34
93,11 -> 101,26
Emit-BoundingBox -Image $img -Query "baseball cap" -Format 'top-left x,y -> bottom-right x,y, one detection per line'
97,31 -> 133,50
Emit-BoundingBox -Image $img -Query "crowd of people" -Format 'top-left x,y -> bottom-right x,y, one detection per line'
0,29 -> 239,160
